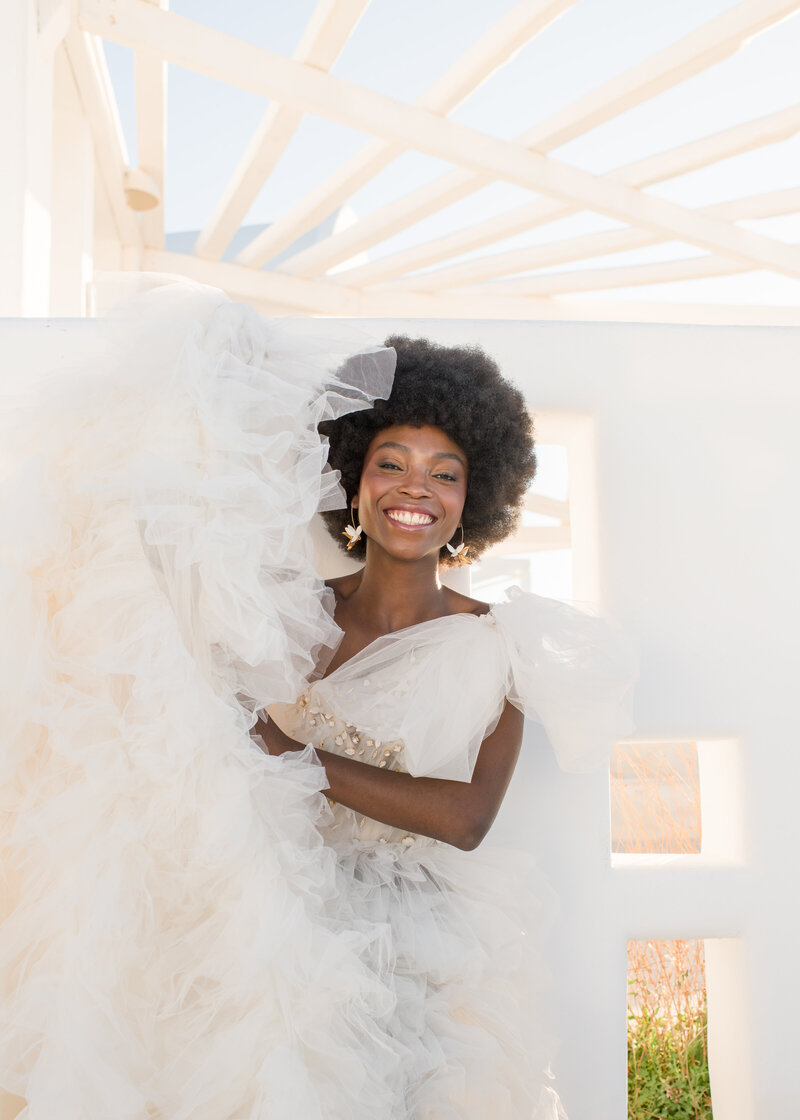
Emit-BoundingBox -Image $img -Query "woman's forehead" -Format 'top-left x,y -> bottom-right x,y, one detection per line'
366,423 -> 466,461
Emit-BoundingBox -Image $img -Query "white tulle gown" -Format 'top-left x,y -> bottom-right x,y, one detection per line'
0,281 -> 637,1119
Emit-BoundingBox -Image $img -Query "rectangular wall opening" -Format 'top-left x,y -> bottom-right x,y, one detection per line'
627,937 -> 712,1119
611,741 -> 702,855
471,439 -> 572,602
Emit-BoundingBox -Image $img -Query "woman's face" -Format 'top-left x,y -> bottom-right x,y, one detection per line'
355,424 -> 468,564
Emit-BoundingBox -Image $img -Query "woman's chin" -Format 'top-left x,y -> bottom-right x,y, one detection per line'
367,536 -> 444,564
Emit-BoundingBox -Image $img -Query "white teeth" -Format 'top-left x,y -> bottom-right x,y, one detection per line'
386,510 -> 434,526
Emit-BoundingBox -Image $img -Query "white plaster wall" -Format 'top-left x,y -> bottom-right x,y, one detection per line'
2,316 -> 798,1119
346,316 -> 800,1120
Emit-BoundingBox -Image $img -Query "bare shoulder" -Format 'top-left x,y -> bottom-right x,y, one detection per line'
443,585 -> 492,618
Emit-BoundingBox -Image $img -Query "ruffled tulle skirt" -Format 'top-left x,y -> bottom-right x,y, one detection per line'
0,280 -> 564,1118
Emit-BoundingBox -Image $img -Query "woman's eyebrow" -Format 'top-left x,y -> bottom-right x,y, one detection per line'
373,441 -> 466,467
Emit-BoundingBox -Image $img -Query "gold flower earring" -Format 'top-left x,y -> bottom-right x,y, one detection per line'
446,524 -> 471,566
342,498 -> 363,551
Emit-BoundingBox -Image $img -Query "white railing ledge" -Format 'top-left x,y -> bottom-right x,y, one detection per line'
608,855 -> 753,939
611,852 -> 749,872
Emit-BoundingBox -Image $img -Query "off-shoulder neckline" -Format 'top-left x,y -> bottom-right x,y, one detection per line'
317,604 -> 497,683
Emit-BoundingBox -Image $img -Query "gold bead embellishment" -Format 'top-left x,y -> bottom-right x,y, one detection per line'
345,747 -> 356,756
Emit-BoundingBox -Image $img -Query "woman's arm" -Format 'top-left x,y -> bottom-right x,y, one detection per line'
254,701 -> 524,851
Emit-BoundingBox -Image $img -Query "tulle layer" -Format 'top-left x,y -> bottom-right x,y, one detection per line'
0,283 -> 415,1117
322,836 -> 567,1120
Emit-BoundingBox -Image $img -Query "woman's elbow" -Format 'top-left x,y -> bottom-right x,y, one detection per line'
447,813 -> 492,852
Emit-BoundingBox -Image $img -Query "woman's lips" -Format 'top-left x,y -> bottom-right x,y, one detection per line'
383,508 -> 437,531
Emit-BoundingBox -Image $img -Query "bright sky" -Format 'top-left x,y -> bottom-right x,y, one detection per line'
104,0 -> 800,306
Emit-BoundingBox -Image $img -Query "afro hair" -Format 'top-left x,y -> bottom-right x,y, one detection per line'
318,335 -> 537,565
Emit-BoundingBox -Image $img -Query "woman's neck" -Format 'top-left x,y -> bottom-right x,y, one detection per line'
345,548 -> 449,634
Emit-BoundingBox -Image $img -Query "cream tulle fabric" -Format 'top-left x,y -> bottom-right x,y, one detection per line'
0,280 -> 636,1119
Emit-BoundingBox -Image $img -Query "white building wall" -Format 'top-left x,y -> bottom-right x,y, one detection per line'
1,274 -> 798,1120
348,315 -> 800,1120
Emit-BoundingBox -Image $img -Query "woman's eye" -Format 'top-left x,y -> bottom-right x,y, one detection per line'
436,473 -> 457,482
378,461 -> 402,470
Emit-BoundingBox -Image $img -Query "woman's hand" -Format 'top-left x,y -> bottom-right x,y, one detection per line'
253,710 -> 305,757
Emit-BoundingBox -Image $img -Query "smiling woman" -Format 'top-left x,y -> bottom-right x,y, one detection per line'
356,425 -> 468,556
319,334 -> 538,564
0,286 -> 637,1120
257,332 -> 638,1117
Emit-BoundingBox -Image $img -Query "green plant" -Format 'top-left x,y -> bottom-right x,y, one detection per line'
628,1001 -> 712,1120
612,745 -> 713,1119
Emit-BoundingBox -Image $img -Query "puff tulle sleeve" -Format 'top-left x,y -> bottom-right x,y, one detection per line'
306,586 -> 638,783
490,585 -> 639,773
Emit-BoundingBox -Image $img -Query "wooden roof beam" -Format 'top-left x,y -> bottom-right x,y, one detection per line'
80,0 -> 800,279
63,24 -> 142,250
375,186 -> 800,293
134,0 -> 168,249
140,250 -> 800,326
194,0 -> 371,262
275,0 -> 799,279
336,103 -> 800,289
233,0 -> 578,269
454,245 -> 800,297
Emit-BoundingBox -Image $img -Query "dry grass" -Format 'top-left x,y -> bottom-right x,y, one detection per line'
612,742 -> 701,857
612,743 -> 712,1117
611,740 -> 706,1024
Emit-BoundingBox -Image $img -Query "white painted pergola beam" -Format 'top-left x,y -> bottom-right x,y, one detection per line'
376,186 -> 800,294
233,0 -> 578,269
79,0 -> 800,281
134,0 -> 167,249
63,24 -> 141,250
141,249 -> 800,325
488,530 -> 571,557
524,494 -> 569,520
194,0 -> 370,262
457,243 -> 799,298
336,102 -> 800,289
276,0 -> 798,279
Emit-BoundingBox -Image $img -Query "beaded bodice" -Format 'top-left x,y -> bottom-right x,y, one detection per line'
282,683 -> 438,848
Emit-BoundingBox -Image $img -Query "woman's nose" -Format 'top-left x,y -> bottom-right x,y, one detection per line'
399,467 -> 432,496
